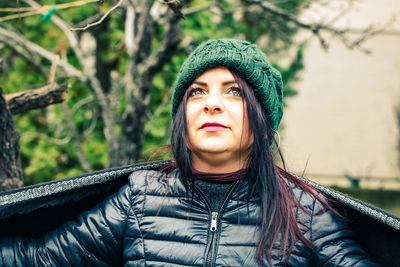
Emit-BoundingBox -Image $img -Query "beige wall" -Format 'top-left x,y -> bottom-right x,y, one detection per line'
281,1 -> 400,189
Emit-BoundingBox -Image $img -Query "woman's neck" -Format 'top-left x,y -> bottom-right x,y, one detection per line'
191,153 -> 248,173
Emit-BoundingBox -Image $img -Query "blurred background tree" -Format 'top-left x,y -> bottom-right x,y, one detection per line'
0,0 -> 390,188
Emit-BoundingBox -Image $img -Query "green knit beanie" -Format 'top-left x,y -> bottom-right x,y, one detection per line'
171,39 -> 283,131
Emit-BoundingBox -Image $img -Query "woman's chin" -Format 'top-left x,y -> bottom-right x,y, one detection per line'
194,142 -> 231,154
193,146 -> 241,161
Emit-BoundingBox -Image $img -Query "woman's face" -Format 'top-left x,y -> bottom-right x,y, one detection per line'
186,67 -> 254,171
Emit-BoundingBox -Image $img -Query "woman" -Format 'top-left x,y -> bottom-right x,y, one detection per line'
0,39 -> 381,266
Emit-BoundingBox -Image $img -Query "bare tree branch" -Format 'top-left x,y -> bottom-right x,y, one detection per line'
78,32 -> 118,167
1,6 -> 117,164
0,0 -> 98,23
0,0 -> 98,13
151,1 -> 168,21
61,101 -> 93,172
71,95 -> 95,115
71,0 -> 124,31
48,53 -> 60,83
20,94 -> 97,149
144,89 -> 172,136
0,26 -> 85,80
131,0 -> 153,64
182,3 -> 215,16
0,34 -> 46,76
5,82 -> 68,115
244,0 -> 396,51
159,0 -> 184,18
69,95 -> 98,138
83,109 -> 98,137
123,0 -> 153,109
141,12 -> 181,79
345,16 -> 397,50
41,47 -> 92,169
115,9 -> 183,165
21,132 -> 71,146
125,2 -> 136,57
72,13 -> 103,29
23,0 -> 118,165
0,10 -> 40,23
23,0 -> 85,63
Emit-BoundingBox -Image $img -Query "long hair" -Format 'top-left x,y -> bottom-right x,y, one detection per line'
232,71 -> 315,264
169,69 -> 325,264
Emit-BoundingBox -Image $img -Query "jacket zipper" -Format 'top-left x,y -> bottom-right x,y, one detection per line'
195,182 -> 239,267
210,212 -> 218,232
206,212 -> 218,266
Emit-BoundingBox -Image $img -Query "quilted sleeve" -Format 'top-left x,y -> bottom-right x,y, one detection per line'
0,184 -> 133,266
310,199 -> 381,267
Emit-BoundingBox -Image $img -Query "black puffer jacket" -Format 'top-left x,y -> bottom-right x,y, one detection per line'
0,169 -> 379,266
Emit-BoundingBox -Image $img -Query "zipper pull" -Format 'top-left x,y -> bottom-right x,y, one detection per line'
210,212 -> 218,232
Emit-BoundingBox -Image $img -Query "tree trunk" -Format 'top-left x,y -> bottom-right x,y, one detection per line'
0,87 -> 23,191
108,11 -> 182,167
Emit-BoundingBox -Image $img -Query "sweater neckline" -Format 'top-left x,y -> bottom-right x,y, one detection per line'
193,168 -> 247,184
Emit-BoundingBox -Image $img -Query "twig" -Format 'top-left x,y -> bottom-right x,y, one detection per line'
244,0 -> 396,51
69,96 -> 100,136
182,3 -> 214,16
83,109 -> 98,137
23,0 -> 119,163
124,0 -> 152,102
0,0 -> 98,12
23,0 -> 118,154
125,2 -> 136,56
48,53 -> 60,83
21,132 -> 71,146
0,7 -> 36,12
71,95 -> 95,115
22,1 -> 116,151
141,11 -> 181,77
158,0 -> 184,18
0,10 -> 40,22
130,0 -> 152,64
0,26 -> 85,80
23,0 -> 85,63
62,101 -> 93,172
348,16 -> 397,48
0,34 -> 45,75
71,0 -> 123,31
0,0 -> 99,22
144,89 -> 172,136
71,13 -> 102,29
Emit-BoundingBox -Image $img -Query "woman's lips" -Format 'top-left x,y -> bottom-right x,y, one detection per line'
201,122 -> 227,132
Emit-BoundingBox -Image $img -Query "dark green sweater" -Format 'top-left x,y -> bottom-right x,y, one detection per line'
195,180 -> 233,212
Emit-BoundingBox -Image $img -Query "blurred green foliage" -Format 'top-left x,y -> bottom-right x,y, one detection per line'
0,0 -> 308,185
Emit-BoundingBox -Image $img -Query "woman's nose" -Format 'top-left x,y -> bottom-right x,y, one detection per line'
204,94 -> 223,113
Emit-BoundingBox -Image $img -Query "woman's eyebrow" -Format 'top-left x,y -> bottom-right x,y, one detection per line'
192,80 -> 237,86
192,81 -> 207,86
222,80 -> 237,86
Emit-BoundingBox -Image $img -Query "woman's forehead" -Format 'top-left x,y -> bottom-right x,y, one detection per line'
193,67 -> 237,84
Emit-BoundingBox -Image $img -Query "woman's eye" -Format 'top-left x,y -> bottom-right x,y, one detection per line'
188,88 -> 205,97
226,87 -> 242,96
